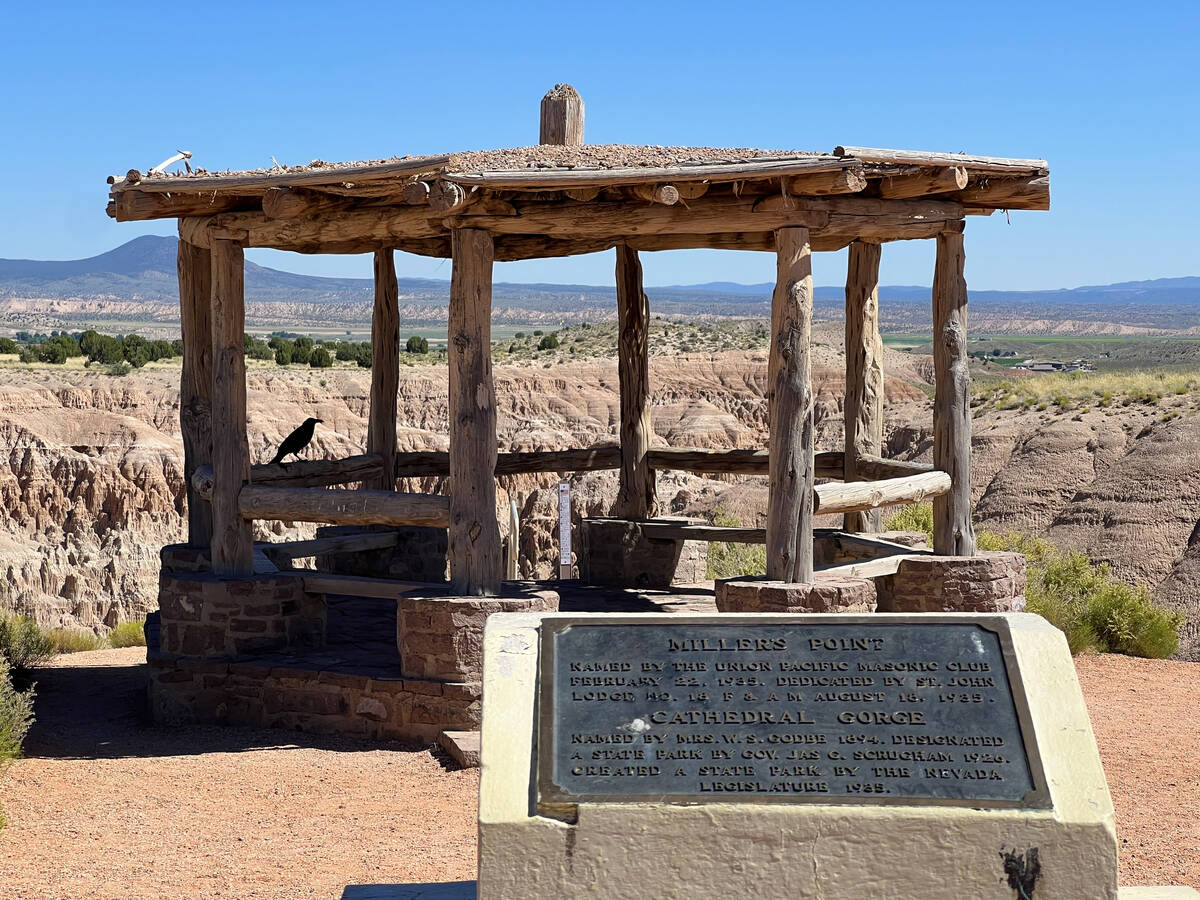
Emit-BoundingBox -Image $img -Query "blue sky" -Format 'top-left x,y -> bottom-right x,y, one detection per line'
2,1 -> 1197,290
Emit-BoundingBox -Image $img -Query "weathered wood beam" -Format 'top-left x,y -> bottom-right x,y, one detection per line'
393,446 -> 624,478
114,155 -> 453,195
429,181 -> 471,213
854,454 -> 933,481
814,471 -> 950,516
646,448 -> 843,479
675,183 -> 710,200
540,84 -> 585,146
298,572 -> 442,599
402,181 -> 431,204
932,229 -> 976,556
367,249 -> 400,490
193,454 -> 385,499
631,184 -> 680,205
614,245 -> 656,519
878,167 -> 968,200
785,169 -> 868,196
110,190 -> 259,222
262,187 -> 353,219
956,175 -> 1050,211
259,531 -> 400,561
178,239 -> 213,547
564,186 -> 602,202
766,227 -> 815,583
494,236 -> 615,261
448,228 -> 502,595
835,146 -> 1049,175
239,485 -> 449,528
843,241 -> 885,533
209,239 -> 254,576
444,156 -> 851,189
640,523 -> 767,544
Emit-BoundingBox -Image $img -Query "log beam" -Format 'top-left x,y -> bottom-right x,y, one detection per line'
630,184 -> 679,205
766,227 -> 815,583
843,241 -> 885,533
785,169 -> 868,196
178,240 -> 213,547
956,175 -> 1050,211
208,239 -> 254,576
193,454 -> 386,499
367,249 -> 400,490
448,229 -> 502,595
932,229 -> 976,555
262,187 -> 351,220
614,245 -> 656,519
814,471 -> 950,516
239,486 -> 449,528
879,167 -> 969,199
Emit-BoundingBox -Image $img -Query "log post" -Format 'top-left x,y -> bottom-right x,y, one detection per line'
367,249 -> 399,490
178,238 -> 213,547
932,226 -> 977,556
209,238 -> 254,576
539,84 -> 584,146
614,244 -> 656,519
448,228 -> 502,595
843,241 -> 885,533
766,227 -> 815,582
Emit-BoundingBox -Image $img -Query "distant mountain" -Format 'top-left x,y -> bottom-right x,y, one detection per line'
2,235 -> 1198,315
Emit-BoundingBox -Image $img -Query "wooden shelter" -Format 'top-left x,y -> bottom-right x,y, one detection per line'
107,86 -> 1050,597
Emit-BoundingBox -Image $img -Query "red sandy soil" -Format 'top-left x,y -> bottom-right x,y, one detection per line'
0,648 -> 1195,899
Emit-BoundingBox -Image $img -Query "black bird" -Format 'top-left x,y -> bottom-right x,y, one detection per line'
269,417 -> 322,466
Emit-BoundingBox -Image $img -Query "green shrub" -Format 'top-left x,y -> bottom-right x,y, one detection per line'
309,348 -> 332,368
0,616 -> 53,675
705,510 -> 767,579
538,334 -> 560,350
0,658 -> 34,765
108,621 -> 146,648
978,531 -> 1182,658
107,363 -> 132,377
882,503 -> 934,538
0,338 -> 18,355
46,629 -> 104,654
406,335 -> 429,354
274,344 -> 293,366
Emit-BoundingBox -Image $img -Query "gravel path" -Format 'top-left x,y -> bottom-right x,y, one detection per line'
0,648 -> 1195,898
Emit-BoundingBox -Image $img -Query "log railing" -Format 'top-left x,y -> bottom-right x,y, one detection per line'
238,485 -> 450,528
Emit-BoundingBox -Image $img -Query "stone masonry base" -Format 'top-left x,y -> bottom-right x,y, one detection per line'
579,517 -> 708,588
716,552 -> 1026,615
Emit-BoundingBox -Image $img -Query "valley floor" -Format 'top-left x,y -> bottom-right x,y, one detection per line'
0,649 -> 1195,898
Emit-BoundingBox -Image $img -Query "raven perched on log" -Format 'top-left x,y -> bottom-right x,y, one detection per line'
268,417 -> 322,466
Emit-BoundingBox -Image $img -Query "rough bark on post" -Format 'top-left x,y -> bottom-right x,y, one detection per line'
539,84 -> 584,146
448,229 -> 502,595
843,241 -> 885,533
178,238 -> 213,547
367,249 -> 399,490
766,227 -> 815,582
614,244 -> 656,520
932,227 -> 977,556
208,238 -> 254,576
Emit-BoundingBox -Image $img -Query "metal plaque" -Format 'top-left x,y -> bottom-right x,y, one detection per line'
537,617 -> 1049,808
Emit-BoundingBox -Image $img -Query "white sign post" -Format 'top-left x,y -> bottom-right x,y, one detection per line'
558,481 -> 572,580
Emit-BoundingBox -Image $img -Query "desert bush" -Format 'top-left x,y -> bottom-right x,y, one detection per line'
881,502 -> 934,537
46,629 -> 104,654
705,510 -> 767,579
0,657 -> 34,765
538,334 -> 560,350
0,616 -> 53,675
108,621 -> 146,648
978,531 -> 1181,658
309,347 -> 332,368
0,338 -> 18,355
880,508 -> 1182,659
406,335 -> 429,354
107,363 -> 132,377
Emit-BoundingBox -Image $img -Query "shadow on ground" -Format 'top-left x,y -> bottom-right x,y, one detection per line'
22,653 -> 431,762
340,883 -> 476,899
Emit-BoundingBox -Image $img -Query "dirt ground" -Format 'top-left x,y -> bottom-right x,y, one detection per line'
0,648 -> 1195,898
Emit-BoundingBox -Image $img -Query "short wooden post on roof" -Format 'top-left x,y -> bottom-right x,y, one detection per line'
843,241 -> 885,533
613,244 -> 656,520
208,238 -> 254,576
367,248 -> 399,490
932,224 -> 977,556
178,238 -> 213,547
539,84 -> 584,147
448,228 -> 502,595
766,226 -> 815,583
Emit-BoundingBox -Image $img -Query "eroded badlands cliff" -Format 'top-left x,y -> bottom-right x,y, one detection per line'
1,341 -> 1197,659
